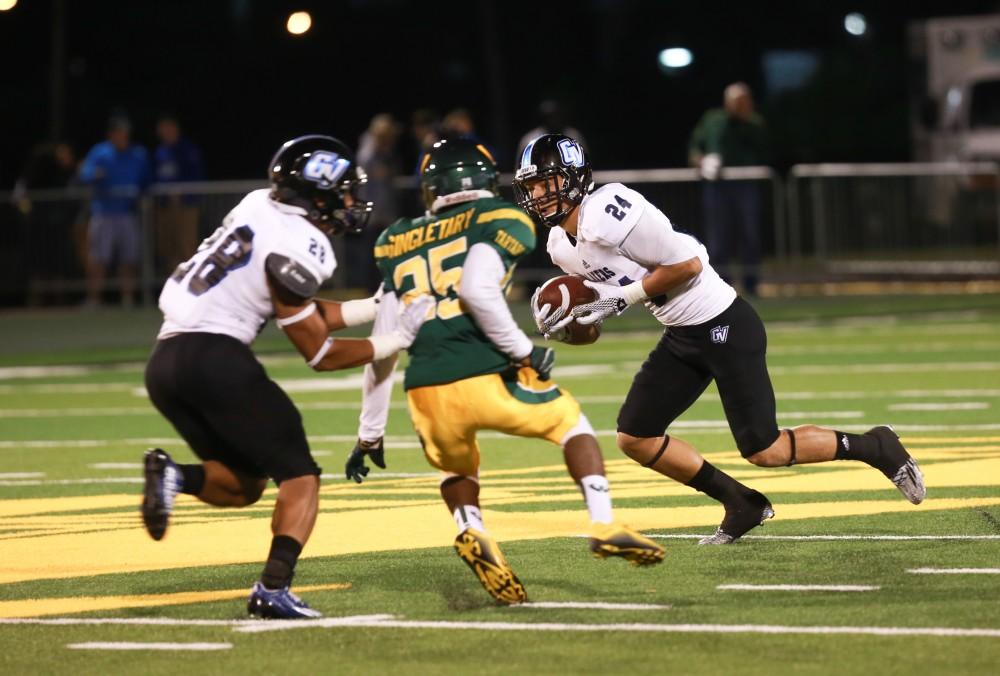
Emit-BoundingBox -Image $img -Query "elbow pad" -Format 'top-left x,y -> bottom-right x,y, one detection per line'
266,253 -> 320,304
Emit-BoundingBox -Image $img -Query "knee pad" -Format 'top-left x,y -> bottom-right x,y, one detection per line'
560,413 -> 596,446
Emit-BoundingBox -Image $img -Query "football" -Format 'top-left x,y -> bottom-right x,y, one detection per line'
533,275 -> 602,345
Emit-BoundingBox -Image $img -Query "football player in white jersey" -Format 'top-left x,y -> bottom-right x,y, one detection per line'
514,134 -> 926,544
142,135 -> 432,618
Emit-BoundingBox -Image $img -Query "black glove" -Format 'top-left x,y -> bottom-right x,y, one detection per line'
345,437 -> 386,484
528,345 -> 556,381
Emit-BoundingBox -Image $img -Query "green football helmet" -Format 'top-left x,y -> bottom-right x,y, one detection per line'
419,138 -> 499,212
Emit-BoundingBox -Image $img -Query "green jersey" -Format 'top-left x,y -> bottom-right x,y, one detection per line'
375,196 -> 537,390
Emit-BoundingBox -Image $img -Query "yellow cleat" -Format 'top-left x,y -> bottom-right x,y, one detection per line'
454,528 -> 527,605
589,524 -> 665,567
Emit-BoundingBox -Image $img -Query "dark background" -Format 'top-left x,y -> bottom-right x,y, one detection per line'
1,0 -> 998,186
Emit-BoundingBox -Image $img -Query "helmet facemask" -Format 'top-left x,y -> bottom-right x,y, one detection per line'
514,166 -> 586,228
322,168 -> 373,236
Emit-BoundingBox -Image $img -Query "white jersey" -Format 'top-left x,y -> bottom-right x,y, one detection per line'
158,189 -> 336,344
547,183 -> 735,327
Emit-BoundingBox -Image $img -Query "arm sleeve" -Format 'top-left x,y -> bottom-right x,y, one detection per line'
460,243 -> 534,360
618,208 -> 700,268
358,290 -> 400,440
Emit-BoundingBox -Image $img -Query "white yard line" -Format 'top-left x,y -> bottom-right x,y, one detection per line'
648,534 -> 1000,541
66,642 -> 232,651
0,365 -> 136,379
907,568 -> 1000,575
514,602 -> 672,610
8,420 -> 1000,452
3,382 -> 1000,400
768,362 -> 1000,375
0,472 -> 45,479
888,403 -> 989,411
230,616 -> 1000,638
0,477 -> 143,486
5,615 -> 999,639
0,383 -> 135,394
717,584 -> 879,592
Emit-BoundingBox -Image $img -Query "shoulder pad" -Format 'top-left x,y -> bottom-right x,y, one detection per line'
265,253 -> 320,301
578,183 -> 645,246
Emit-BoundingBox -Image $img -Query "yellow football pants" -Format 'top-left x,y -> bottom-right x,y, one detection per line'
406,367 -> 582,477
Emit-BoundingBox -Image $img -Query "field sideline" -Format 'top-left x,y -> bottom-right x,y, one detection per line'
1,294 -> 999,675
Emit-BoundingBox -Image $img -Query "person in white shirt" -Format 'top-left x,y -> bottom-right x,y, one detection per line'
142,135 -> 432,619
514,134 -> 926,545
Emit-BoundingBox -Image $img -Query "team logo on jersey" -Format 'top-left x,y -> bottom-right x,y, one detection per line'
302,151 -> 350,189
557,138 -> 585,167
710,325 -> 730,344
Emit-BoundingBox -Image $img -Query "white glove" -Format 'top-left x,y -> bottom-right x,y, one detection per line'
572,280 -> 646,326
395,295 -> 435,346
370,294 -> 435,360
530,287 -> 574,340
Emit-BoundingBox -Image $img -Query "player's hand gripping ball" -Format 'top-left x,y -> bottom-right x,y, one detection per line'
531,275 -> 602,345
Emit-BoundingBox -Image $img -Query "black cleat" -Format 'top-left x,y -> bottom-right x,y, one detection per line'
867,425 -> 926,504
699,490 -> 775,545
141,448 -> 182,541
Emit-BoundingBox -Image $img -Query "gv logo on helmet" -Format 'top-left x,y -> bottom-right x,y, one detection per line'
556,139 -> 585,167
302,151 -> 350,189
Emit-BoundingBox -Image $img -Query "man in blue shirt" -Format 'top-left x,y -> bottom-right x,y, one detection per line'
79,115 -> 151,307
153,114 -> 205,273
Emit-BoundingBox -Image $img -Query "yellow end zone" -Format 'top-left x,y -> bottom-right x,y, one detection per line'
1,450 -> 998,617
0,582 -> 350,619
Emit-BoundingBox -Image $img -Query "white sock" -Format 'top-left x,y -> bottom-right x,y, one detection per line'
453,505 -> 486,534
579,474 -> 613,524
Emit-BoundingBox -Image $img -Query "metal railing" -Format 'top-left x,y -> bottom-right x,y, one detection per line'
1,162 -> 996,307
787,162 -> 1000,270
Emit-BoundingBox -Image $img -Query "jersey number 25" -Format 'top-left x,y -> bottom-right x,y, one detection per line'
393,237 -> 467,320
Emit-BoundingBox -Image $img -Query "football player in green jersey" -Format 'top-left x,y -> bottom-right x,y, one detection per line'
344,139 -> 664,604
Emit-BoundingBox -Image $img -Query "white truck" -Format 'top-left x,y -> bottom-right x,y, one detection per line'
910,14 -> 1000,163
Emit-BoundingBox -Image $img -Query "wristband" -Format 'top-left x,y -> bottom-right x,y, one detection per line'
276,303 -> 317,328
621,280 -> 648,305
369,332 -> 407,361
307,337 -> 334,368
340,297 -> 378,327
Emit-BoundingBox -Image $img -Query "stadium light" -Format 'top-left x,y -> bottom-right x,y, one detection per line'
844,12 -> 867,37
658,47 -> 693,71
286,11 -> 312,36
0,0 -> 18,11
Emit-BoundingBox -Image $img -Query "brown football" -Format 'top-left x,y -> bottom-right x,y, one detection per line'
533,275 -> 602,346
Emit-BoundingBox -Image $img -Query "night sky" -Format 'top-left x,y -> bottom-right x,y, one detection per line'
1,0 -> 998,186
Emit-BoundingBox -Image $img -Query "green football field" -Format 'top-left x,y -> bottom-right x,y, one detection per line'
1,294 -> 999,675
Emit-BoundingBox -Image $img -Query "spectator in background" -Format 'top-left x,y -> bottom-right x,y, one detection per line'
14,142 -> 81,305
689,82 -> 770,296
351,113 -> 402,291
153,114 -> 205,274
516,99 -> 588,161
441,108 -> 476,139
79,115 -> 152,308
407,108 -> 441,169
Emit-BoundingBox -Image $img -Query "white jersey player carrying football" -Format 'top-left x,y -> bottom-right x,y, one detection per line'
143,135 -> 432,619
515,134 -> 926,545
